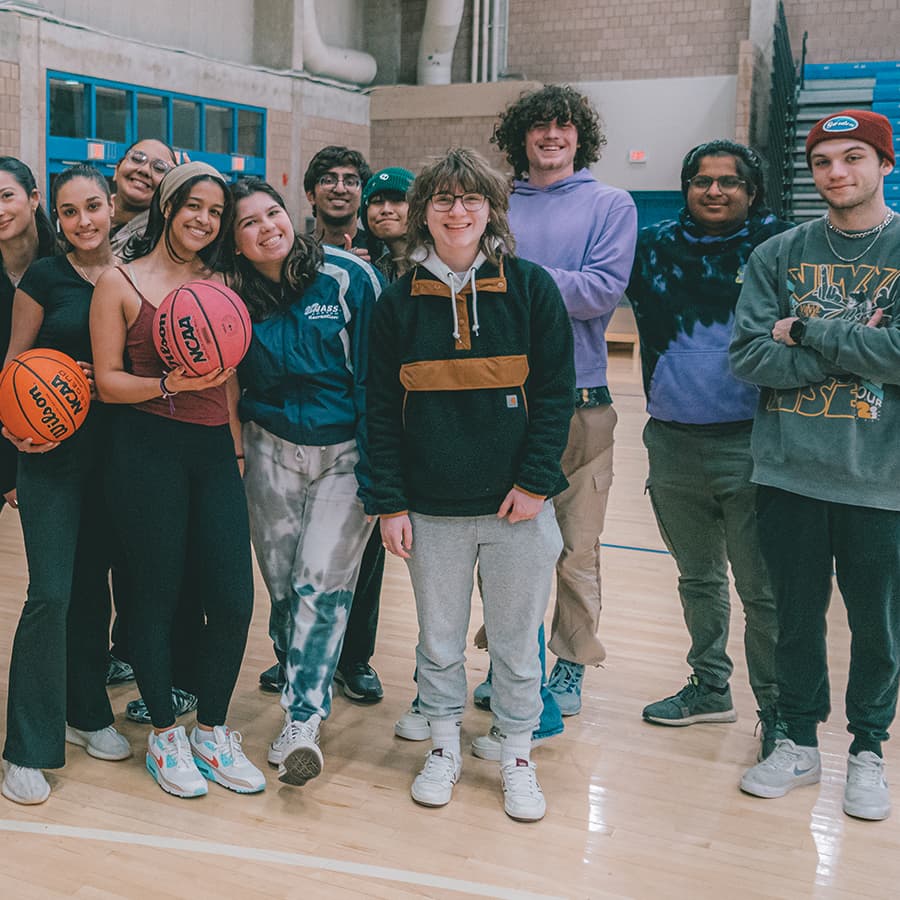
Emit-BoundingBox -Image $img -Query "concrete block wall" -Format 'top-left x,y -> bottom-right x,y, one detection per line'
787,0 -> 900,64
0,60 -> 20,157
506,0 -> 752,81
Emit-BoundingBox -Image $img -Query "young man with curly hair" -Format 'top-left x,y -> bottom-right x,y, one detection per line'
492,85 -> 637,715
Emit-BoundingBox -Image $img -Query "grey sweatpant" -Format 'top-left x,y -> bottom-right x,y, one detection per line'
406,503 -> 563,736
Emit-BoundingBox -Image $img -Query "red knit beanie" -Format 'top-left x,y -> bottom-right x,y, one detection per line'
806,109 -> 895,167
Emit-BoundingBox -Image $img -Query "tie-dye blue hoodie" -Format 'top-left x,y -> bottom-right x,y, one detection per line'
627,208 -> 792,424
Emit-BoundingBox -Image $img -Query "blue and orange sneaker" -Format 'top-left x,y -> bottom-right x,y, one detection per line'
190,725 -> 265,794
146,726 -> 207,798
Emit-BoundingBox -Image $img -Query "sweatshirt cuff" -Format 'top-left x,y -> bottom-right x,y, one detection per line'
513,484 -> 547,500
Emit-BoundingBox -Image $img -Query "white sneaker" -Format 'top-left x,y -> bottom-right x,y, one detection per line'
2,762 -> 50,805
410,748 -> 461,807
471,726 -> 550,761
394,705 -> 430,741
740,738 -> 821,799
65,725 -> 132,761
843,751 -> 891,820
146,726 -> 208,798
500,758 -> 546,821
190,726 -> 266,794
273,715 -> 324,786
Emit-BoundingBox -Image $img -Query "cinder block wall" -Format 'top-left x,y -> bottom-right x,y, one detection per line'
0,61 -> 21,157
787,0 -> 900,64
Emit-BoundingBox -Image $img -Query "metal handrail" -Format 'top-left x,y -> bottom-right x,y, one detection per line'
766,2 -> 799,218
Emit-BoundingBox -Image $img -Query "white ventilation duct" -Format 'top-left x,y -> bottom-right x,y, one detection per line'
417,0 -> 465,85
302,0 -> 377,85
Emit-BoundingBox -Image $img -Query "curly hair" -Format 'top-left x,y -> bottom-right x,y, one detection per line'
405,148 -> 514,267
680,139 -> 767,213
303,146 -> 372,194
226,177 -> 323,321
491,85 -> 607,179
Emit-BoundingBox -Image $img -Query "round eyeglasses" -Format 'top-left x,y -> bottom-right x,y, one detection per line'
429,192 -> 487,212
687,175 -> 747,193
126,150 -> 173,176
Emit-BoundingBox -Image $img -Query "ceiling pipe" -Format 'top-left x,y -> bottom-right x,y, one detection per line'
417,0 -> 465,86
302,0 -> 377,86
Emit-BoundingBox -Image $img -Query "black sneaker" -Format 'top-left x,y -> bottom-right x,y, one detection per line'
757,705 -> 788,761
259,663 -> 286,694
106,655 -> 135,685
334,662 -> 384,703
126,688 -> 198,724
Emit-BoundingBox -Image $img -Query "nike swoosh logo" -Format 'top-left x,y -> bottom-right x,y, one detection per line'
794,766 -> 815,776
154,753 -> 164,768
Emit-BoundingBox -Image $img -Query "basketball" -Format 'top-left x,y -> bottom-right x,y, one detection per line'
0,348 -> 91,444
153,280 -> 252,376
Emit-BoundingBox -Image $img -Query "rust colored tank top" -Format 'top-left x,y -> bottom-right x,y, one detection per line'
118,267 -> 229,426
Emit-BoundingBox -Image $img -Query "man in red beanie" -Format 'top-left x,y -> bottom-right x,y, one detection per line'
730,109 -> 900,820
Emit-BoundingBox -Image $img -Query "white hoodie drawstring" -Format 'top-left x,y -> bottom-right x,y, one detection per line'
447,266 -> 480,341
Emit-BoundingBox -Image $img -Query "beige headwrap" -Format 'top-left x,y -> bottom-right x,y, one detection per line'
158,161 -> 226,210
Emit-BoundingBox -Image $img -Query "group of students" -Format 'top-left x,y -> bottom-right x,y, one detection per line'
0,123 -> 569,822
4,87 -> 898,828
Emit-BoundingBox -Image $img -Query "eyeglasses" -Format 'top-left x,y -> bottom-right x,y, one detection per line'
317,173 -> 362,190
126,150 -> 173,175
429,192 -> 487,212
687,175 -> 747,193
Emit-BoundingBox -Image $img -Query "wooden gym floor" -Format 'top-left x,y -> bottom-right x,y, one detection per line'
0,348 -> 897,899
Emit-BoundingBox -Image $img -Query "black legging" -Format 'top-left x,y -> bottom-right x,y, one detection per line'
105,407 -> 253,729
4,410 -> 114,768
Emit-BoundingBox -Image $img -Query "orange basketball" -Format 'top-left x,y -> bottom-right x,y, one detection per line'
0,349 -> 91,444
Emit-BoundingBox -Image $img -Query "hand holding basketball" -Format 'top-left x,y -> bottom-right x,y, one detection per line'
162,365 -> 236,395
2,425 -> 60,454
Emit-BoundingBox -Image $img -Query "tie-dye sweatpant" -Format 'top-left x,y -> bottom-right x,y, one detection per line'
243,421 -> 374,722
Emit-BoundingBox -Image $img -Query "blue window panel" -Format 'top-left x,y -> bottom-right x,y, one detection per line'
46,71 -> 266,184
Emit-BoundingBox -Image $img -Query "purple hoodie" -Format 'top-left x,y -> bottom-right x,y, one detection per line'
509,169 -> 637,388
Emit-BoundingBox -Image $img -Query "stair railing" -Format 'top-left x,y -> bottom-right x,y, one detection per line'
766,2 -> 800,218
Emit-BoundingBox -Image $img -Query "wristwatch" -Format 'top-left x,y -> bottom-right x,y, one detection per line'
789,318 -> 807,345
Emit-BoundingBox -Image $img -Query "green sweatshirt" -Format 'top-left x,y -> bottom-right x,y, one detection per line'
367,252 -> 575,518
729,215 -> 900,511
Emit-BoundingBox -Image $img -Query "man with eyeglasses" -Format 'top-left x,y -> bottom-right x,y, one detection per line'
109,139 -> 177,257
303,146 -> 372,254
732,110 -> 900,820
491,84 -> 637,718
627,140 -> 791,757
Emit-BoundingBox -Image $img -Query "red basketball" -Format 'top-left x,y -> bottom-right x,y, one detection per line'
153,280 -> 252,376
0,348 -> 91,444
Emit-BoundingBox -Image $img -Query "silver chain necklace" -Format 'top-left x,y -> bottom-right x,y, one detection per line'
826,208 -> 894,239
823,210 -> 894,263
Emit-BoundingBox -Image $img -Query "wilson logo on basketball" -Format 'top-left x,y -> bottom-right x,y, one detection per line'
0,349 -> 91,444
26,384 -> 69,439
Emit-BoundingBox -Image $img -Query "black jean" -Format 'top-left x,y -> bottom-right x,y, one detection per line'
757,485 -> 900,755
339,526 -> 384,670
106,408 -> 253,729
4,411 -> 114,768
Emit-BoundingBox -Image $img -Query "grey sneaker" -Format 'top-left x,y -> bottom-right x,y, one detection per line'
740,739 -> 821,798
500,758 -> 546,821
843,751 -> 891,820
274,715 -> 324,786
394,704 -> 430,741
642,675 -> 737,726
106,655 -> 135,685
547,658 -> 584,716
126,688 -> 199,725
757,706 -> 788,761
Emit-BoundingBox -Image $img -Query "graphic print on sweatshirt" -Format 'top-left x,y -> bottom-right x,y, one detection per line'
767,262 -> 900,422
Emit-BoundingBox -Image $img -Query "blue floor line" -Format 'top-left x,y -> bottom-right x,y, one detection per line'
601,541 -> 670,555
